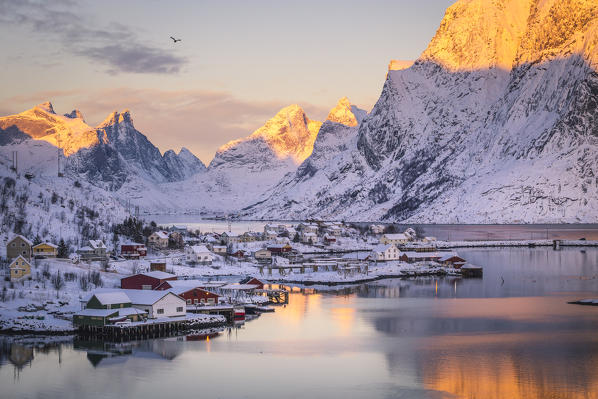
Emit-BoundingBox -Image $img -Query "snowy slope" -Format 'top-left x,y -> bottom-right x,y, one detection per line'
244,0 -> 598,223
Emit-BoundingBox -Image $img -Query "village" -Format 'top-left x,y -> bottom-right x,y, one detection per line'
0,219 -> 500,337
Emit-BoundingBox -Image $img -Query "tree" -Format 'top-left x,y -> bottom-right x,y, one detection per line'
33,235 -> 42,246
293,233 -> 300,243
57,239 -> 69,258
51,270 -> 65,298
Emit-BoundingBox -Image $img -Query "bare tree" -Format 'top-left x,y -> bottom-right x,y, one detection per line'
51,270 -> 65,298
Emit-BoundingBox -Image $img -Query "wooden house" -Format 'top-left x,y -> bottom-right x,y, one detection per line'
221,232 -> 240,244
6,235 -> 32,261
122,290 -> 186,318
9,255 -> 31,281
73,291 -> 147,327
157,281 -> 220,306
380,233 -> 409,245
267,243 -> 292,254
185,245 -> 213,264
254,249 -> 272,262
120,242 -> 147,259
239,277 -> 264,289
120,271 -> 177,290
32,242 -> 57,258
148,231 -> 169,249
370,244 -> 401,261
438,253 -> 466,268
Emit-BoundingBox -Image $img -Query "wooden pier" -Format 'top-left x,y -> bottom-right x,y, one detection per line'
78,319 -> 188,341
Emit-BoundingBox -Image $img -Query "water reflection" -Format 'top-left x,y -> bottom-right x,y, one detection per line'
1,247 -> 598,399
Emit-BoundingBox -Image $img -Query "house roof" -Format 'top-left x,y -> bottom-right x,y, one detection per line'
402,251 -> 441,259
188,245 -> 211,254
9,255 -> 31,267
8,235 -> 33,246
33,242 -> 58,249
141,271 -> 176,280
372,244 -> 394,253
152,231 -> 169,239
383,233 -> 408,240
78,246 -> 93,251
121,289 -> 182,305
122,242 -> 145,246
438,252 -> 463,262
92,291 -> 131,305
76,308 -> 119,318
222,231 -> 239,237
220,284 -> 259,290
89,240 -> 106,249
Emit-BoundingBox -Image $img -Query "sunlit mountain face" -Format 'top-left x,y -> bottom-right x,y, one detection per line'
244,0 -> 598,223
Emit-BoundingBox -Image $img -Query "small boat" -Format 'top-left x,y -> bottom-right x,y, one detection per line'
255,305 -> 275,313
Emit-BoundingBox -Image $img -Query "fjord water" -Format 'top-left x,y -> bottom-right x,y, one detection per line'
2,247 -> 598,399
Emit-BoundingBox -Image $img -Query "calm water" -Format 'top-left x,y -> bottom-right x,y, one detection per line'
148,216 -> 598,240
2,247 -> 598,399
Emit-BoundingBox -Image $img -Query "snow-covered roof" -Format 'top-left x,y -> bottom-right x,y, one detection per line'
383,233 -> 408,240
402,251 -> 441,258
78,246 -> 93,251
213,245 -> 226,249
122,289 -> 182,305
372,244 -> 394,253
219,284 -> 259,290
92,291 -> 131,305
33,242 -> 58,248
461,263 -> 482,269
265,230 -> 278,235
438,252 -> 462,262
89,240 -> 106,249
76,308 -> 119,317
8,235 -> 33,246
152,231 -> 169,239
122,242 -> 145,246
302,232 -> 317,237
222,231 -> 239,237
188,245 -> 211,254
142,271 -> 176,280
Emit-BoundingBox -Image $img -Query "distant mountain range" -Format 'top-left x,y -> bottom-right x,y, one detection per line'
1,0 -> 597,223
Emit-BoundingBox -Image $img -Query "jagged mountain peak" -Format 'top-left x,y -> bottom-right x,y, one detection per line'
64,109 -> 85,122
98,109 -> 134,129
218,104 -> 322,165
419,0 -> 598,72
326,97 -> 360,127
35,101 -> 56,114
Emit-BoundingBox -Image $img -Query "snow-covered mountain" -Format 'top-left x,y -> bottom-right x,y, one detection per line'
245,0 -> 598,223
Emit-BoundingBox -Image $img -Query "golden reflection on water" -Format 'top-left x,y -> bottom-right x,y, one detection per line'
417,296 -> 598,399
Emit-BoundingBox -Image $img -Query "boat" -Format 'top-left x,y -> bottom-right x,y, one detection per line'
233,306 -> 246,320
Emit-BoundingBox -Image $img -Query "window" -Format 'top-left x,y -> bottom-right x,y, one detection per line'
194,299 -> 198,304
142,285 -> 152,290
176,307 -> 183,312
157,308 -> 164,314
186,299 -> 191,304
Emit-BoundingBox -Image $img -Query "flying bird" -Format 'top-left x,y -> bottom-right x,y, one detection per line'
170,36 -> 182,43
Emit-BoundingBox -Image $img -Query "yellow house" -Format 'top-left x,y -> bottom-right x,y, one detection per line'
32,242 -> 58,258
9,256 -> 31,281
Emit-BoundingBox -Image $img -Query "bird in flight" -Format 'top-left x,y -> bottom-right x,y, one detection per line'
170,36 -> 182,43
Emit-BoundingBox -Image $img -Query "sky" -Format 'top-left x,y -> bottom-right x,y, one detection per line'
0,0 -> 455,164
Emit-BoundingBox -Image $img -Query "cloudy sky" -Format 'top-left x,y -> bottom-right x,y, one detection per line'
0,0 -> 454,163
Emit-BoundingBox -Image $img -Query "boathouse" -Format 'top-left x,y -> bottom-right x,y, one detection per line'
121,271 -> 177,290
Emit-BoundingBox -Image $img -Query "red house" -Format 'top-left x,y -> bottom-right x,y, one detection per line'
267,243 -> 292,254
155,280 -> 220,305
120,271 -> 177,290
120,242 -> 147,259
239,277 -> 264,289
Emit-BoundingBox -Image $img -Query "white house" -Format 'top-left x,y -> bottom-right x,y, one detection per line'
148,231 -> 169,249
423,236 -> 437,243
185,245 -> 213,264
370,244 -> 401,261
298,223 -> 318,234
221,232 -> 240,244
369,224 -> 385,234
212,245 -> 227,255
264,230 -> 278,241
380,233 -> 409,245
123,289 -> 186,319
301,232 -> 318,244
